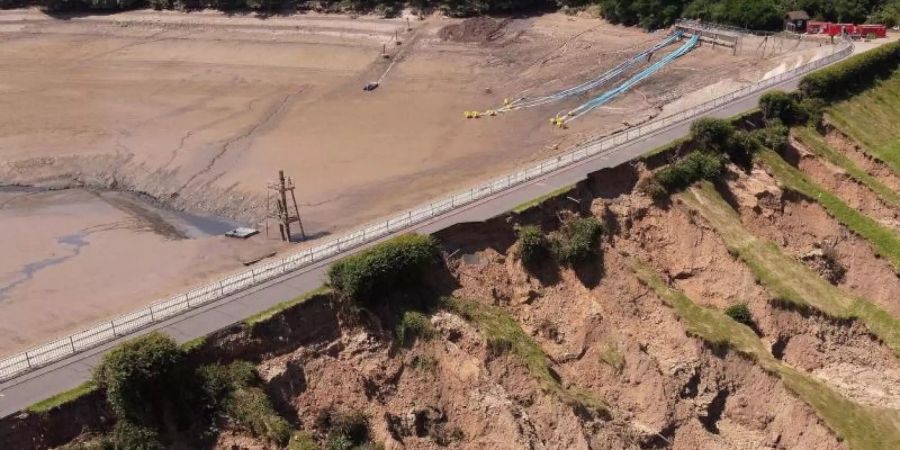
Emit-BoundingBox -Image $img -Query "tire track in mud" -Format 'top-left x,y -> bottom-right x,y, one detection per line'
176,86 -> 304,192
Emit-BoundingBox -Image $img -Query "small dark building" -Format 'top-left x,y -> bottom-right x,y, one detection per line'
785,10 -> 810,33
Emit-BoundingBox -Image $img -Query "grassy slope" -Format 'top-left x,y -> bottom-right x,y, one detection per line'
630,259 -> 900,450
827,73 -> 900,175
680,182 -> 900,355
757,149 -> 900,272
242,287 -> 330,326
511,184 -> 574,213
26,381 -> 97,413
443,298 -> 608,415
793,126 -> 900,208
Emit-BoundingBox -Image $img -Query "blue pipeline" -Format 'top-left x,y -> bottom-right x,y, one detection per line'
565,33 -> 700,121
505,32 -> 684,109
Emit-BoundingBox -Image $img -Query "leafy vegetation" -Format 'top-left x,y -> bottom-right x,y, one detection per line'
759,90 -> 809,125
548,216 -> 604,264
515,217 -> 603,266
758,149 -> 900,272
643,151 -> 724,200
723,303 -> 753,326
395,310 -> 434,345
800,40 -> 900,101
630,258 -> 900,450
516,225 -> 547,266
680,182 -> 900,355
88,332 -> 293,448
793,126 -> 900,208
328,234 -> 438,304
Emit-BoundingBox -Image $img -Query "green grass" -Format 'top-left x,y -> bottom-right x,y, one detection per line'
793,127 -> 900,208
180,335 -> 207,353
827,73 -> 900,176
641,136 -> 689,160
680,182 -> 900,355
443,298 -> 609,415
758,149 -> 900,272
27,381 -> 98,413
243,287 -> 330,326
510,184 -> 574,213
630,259 -> 900,450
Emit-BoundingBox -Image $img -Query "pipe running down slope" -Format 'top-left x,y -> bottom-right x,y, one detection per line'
469,32 -> 685,117
560,33 -> 701,124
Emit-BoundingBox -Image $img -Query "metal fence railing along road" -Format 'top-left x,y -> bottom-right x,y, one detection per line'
0,36 -> 854,384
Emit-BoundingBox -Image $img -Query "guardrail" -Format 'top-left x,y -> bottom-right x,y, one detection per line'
0,36 -> 853,384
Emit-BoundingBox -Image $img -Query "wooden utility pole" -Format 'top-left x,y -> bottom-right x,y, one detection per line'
266,170 -> 305,242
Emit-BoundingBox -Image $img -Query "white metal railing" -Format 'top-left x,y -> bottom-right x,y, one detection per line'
0,37 -> 853,384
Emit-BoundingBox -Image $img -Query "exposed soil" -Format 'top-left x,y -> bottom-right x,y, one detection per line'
438,17 -> 509,43
725,165 -> 900,317
787,137 -> 900,228
823,122 -> 900,192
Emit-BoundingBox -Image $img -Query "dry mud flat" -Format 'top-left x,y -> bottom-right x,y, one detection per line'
0,188 -> 282,354
0,8 -> 826,354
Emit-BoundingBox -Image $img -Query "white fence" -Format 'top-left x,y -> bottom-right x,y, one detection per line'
0,36 -> 853,384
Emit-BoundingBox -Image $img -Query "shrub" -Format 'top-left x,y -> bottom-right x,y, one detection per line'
800,40 -> 900,100
690,117 -> 735,154
516,225 -> 546,265
92,332 -> 186,427
111,421 -> 164,450
751,123 -> 789,152
228,387 -> 293,446
549,217 -> 603,264
395,310 -> 434,345
728,129 -> 761,168
328,234 -> 438,303
319,409 -> 370,448
759,90 -> 808,125
649,151 -> 724,198
724,303 -> 753,326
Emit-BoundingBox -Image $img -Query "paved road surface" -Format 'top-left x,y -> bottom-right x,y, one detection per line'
0,71 -> 811,418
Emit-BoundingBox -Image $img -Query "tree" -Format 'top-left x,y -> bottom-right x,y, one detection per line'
93,332 -> 186,428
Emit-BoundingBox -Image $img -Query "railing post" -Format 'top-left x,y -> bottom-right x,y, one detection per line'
110,321 -> 117,337
69,336 -> 76,352
24,352 -> 32,369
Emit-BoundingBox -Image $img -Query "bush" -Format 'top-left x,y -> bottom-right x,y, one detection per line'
690,117 -> 735,154
549,217 -> 603,264
759,90 -> 808,125
228,387 -> 293,446
92,332 -> 186,427
724,303 -> 753,326
800,40 -> 900,100
110,421 -> 164,450
395,310 -> 434,345
328,234 -> 438,303
751,123 -> 789,152
648,151 -> 724,199
516,225 -> 546,265
319,409 -> 370,449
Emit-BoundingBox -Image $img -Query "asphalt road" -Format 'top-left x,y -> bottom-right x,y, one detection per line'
0,71 -> 808,418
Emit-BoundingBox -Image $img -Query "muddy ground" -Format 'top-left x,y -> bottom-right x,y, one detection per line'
0,8 -> 829,353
